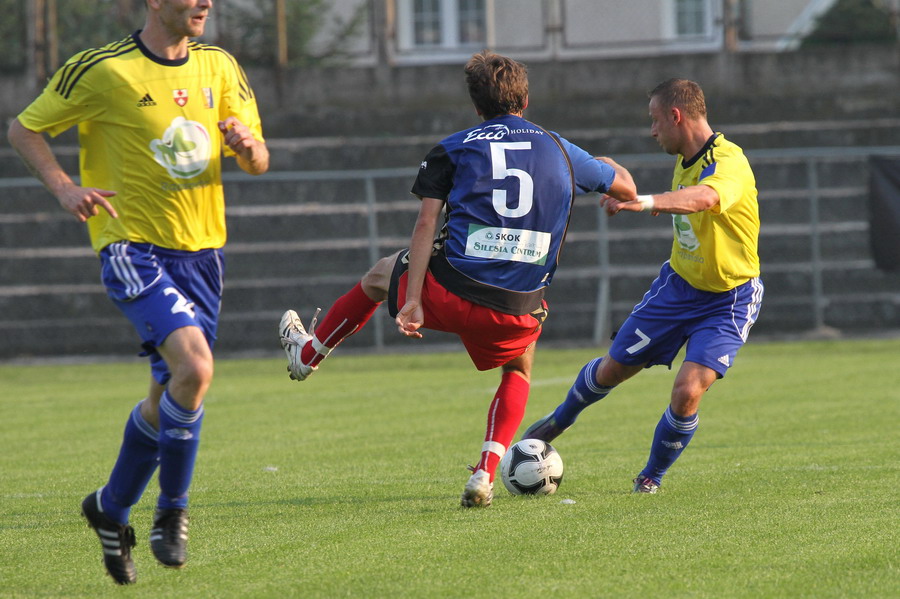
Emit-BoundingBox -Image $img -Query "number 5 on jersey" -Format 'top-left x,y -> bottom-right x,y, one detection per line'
491,142 -> 533,218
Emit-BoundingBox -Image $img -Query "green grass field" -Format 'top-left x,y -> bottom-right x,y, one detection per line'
1,338 -> 898,598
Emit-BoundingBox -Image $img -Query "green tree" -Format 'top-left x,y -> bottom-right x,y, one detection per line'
214,0 -> 367,67
803,0 -> 897,45
0,0 -> 27,73
56,0 -> 145,58
0,0 -> 366,75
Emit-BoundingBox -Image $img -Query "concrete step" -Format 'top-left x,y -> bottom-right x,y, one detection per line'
0,212 -> 93,247
3,118 -> 894,180
2,266 -> 897,360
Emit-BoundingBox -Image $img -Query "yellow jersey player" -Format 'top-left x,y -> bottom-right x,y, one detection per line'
7,0 -> 268,585
524,78 -> 763,494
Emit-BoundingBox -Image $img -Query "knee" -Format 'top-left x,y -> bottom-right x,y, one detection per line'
670,381 -> 704,417
360,256 -> 394,302
172,353 -> 214,399
596,356 -> 634,387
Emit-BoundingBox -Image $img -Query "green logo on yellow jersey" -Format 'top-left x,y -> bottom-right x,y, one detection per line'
150,116 -> 211,179
673,214 -> 700,252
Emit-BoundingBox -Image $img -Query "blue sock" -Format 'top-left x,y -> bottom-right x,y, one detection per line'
157,391 -> 204,510
641,406 -> 699,484
101,401 -> 160,524
552,357 -> 615,429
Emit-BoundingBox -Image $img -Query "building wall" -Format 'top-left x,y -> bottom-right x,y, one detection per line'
315,0 -> 841,65
2,43 -> 897,138
236,43 -> 900,138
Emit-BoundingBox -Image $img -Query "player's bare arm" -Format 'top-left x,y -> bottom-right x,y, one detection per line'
602,184 -> 719,216
218,116 -> 269,175
596,156 -> 638,203
396,197 -> 444,338
7,119 -> 118,222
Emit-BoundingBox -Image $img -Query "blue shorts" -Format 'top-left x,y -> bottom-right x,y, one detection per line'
99,241 -> 225,385
609,261 -> 763,378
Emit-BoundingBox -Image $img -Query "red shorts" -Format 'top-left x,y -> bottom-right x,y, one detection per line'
389,256 -> 547,371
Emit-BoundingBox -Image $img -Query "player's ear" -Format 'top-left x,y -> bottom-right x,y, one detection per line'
671,106 -> 683,125
522,96 -> 529,111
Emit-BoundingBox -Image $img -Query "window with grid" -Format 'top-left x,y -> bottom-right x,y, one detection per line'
675,0 -> 709,37
413,0 -> 443,46
458,0 -> 485,45
403,0 -> 486,50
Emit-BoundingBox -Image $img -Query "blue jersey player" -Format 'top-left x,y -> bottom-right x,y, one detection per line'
279,51 -> 637,507
524,78 -> 763,494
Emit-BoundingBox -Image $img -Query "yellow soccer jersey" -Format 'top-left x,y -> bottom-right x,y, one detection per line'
668,133 -> 760,292
17,33 -> 264,252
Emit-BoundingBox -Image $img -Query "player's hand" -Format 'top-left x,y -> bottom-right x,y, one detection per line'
599,194 -> 628,216
395,300 -> 425,338
600,195 -> 658,216
219,117 -> 269,175
57,185 -> 118,222
218,117 -> 256,154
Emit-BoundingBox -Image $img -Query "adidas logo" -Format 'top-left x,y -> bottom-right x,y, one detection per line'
137,93 -> 157,107
717,354 -> 731,367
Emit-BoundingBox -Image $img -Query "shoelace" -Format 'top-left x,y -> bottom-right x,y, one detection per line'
308,307 -> 321,337
117,525 -> 137,554
282,308 -> 321,346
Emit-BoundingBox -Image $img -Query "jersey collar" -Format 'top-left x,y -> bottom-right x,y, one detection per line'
132,30 -> 190,67
680,132 -> 721,169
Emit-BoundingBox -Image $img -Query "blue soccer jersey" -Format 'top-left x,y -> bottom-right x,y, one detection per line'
412,114 -> 615,314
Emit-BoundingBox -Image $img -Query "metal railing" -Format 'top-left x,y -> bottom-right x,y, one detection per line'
2,146 -> 898,357
218,145 -> 900,347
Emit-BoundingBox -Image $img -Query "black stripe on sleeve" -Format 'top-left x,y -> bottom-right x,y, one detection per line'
57,38 -> 139,99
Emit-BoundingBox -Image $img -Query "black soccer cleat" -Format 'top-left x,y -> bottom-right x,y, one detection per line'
81,490 -> 137,585
150,508 -> 189,568
521,412 -> 569,443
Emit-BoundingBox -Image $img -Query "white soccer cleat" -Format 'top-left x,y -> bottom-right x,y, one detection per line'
632,474 -> 660,494
279,309 -> 318,381
460,469 -> 494,508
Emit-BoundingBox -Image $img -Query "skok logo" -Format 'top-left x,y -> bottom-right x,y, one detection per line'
496,232 -> 521,241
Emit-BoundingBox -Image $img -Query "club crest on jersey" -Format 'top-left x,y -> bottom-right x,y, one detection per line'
150,116 -> 211,179
464,124 -> 510,143
173,88 -> 189,106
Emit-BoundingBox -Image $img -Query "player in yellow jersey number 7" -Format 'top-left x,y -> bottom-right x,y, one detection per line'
524,78 -> 764,495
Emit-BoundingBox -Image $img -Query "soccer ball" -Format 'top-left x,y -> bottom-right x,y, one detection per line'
500,439 -> 564,496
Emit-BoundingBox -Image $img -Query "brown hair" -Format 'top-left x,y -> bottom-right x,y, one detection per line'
648,78 -> 707,119
464,51 -> 528,120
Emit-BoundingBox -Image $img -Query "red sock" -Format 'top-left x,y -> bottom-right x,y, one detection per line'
300,282 -> 380,367
476,371 -> 530,481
